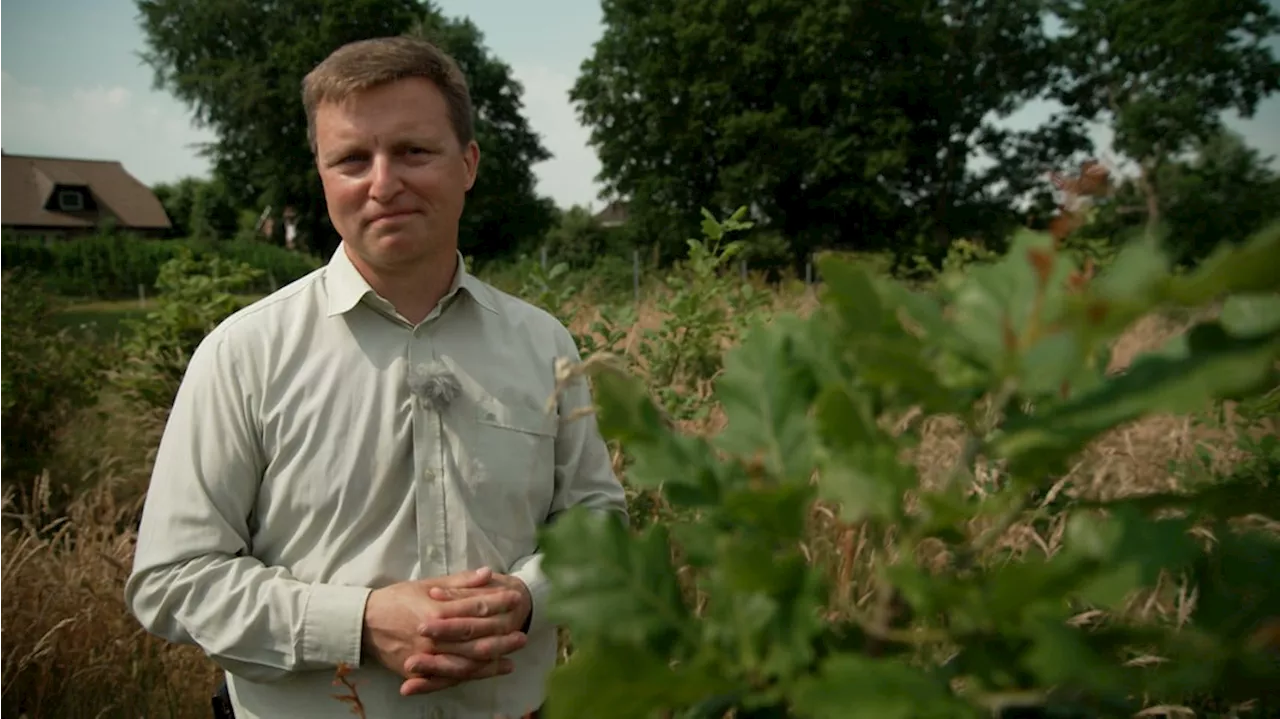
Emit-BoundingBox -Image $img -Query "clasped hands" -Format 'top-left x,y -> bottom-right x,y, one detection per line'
361,567 -> 532,696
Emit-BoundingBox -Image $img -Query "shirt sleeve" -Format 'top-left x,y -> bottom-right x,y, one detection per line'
511,324 -> 630,637
124,328 -> 371,683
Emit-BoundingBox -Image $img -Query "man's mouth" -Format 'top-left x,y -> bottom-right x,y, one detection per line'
369,210 -> 418,224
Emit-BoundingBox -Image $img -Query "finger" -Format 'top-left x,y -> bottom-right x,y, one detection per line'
419,614 -> 510,642
426,585 -> 511,601
430,630 -> 528,661
423,590 -> 524,624
398,675 -> 461,696
399,659 -> 511,696
431,567 -> 493,590
405,651 -> 515,679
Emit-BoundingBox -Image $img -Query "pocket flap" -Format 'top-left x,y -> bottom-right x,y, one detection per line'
476,398 -> 558,437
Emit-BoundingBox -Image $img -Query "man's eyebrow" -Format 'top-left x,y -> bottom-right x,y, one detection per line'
391,131 -> 442,146
319,144 -> 362,163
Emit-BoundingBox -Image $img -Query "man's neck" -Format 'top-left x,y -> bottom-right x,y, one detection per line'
346,244 -> 458,325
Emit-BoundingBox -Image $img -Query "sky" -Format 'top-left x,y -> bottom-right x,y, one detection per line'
3,0 -> 1279,212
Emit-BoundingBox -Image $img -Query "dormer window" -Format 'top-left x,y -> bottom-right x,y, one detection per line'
58,189 -> 85,211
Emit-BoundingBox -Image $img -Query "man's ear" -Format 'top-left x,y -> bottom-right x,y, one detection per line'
463,141 -> 481,192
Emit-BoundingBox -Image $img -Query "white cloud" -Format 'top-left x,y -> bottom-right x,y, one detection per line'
1,72 -> 214,186
511,64 -> 605,211
72,85 -> 132,111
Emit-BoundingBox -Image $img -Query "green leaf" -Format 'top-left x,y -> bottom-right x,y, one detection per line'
814,256 -> 884,334
544,642 -> 733,719
1219,292 -> 1280,337
1059,224 -> 1280,337
704,542 -> 828,678
947,229 -> 1063,375
720,482 -> 814,542
712,321 -> 819,483
1020,619 -> 1133,699
1188,528 -> 1280,641
1079,473 -> 1280,524
1167,221 -> 1280,304
1089,236 -> 1172,311
790,654 -> 979,719
813,386 -> 914,523
541,509 -> 693,651
1061,507 -> 1199,608
813,384 -> 882,445
1018,330 -> 1087,397
975,554 -> 1095,628
992,322 -> 1280,470
589,360 -> 667,444
629,433 -> 722,495
878,278 -> 949,340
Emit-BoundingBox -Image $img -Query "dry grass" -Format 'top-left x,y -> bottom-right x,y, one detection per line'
1,286 -> 1269,718
2,475 -> 221,718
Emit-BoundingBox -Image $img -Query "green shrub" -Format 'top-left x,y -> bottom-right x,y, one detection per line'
0,271 -> 110,494
0,232 -> 320,299
112,252 -> 264,410
539,220 -> 1280,718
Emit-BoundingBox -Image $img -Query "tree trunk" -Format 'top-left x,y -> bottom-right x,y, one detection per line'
1137,158 -> 1161,238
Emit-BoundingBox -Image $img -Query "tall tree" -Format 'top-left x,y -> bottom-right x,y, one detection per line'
1047,0 -> 1280,234
572,0 -> 914,262
1086,129 -> 1280,262
571,0 -> 1085,264
136,0 -> 555,260
153,176 -> 241,241
407,16 -> 556,260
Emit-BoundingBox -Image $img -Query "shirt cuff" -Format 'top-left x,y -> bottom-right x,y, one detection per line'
301,583 -> 373,669
509,553 -> 552,637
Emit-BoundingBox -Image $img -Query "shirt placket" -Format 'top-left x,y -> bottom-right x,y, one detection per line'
408,324 -> 450,578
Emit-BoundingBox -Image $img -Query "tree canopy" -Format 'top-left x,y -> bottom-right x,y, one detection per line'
1047,0 -> 1280,232
135,0 -> 555,260
571,0 -> 1280,265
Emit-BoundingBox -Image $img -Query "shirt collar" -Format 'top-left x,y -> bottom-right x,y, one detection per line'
324,242 -> 497,319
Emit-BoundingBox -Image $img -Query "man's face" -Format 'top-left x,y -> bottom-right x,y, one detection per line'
313,76 -> 479,273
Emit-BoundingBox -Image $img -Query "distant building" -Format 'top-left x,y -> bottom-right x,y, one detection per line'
1,152 -> 172,238
593,199 -> 629,228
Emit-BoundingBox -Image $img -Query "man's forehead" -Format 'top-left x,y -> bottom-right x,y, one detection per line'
314,98 -> 443,140
322,77 -> 442,108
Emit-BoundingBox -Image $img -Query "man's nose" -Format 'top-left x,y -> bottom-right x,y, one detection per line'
368,156 -> 403,202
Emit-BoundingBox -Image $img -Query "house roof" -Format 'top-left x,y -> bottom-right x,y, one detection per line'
1,152 -> 172,230
594,199 -> 629,226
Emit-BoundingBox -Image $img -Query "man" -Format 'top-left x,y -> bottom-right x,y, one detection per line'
125,35 -> 628,719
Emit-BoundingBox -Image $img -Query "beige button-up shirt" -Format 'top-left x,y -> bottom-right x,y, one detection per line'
125,244 -> 628,718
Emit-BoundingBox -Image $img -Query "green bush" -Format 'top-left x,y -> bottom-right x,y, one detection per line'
1,232 -> 321,299
112,251 -> 264,410
539,219 -> 1280,718
0,271 -> 110,493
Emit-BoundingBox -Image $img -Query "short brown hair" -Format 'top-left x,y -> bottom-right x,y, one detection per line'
301,35 -> 474,153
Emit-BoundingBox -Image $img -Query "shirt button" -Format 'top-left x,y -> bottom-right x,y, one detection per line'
423,469 -> 435,482
425,547 -> 440,562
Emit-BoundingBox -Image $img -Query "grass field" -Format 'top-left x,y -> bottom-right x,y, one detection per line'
52,294 -> 266,339
53,301 -> 149,340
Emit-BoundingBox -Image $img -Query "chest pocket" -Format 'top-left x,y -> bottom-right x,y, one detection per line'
465,394 -> 558,550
